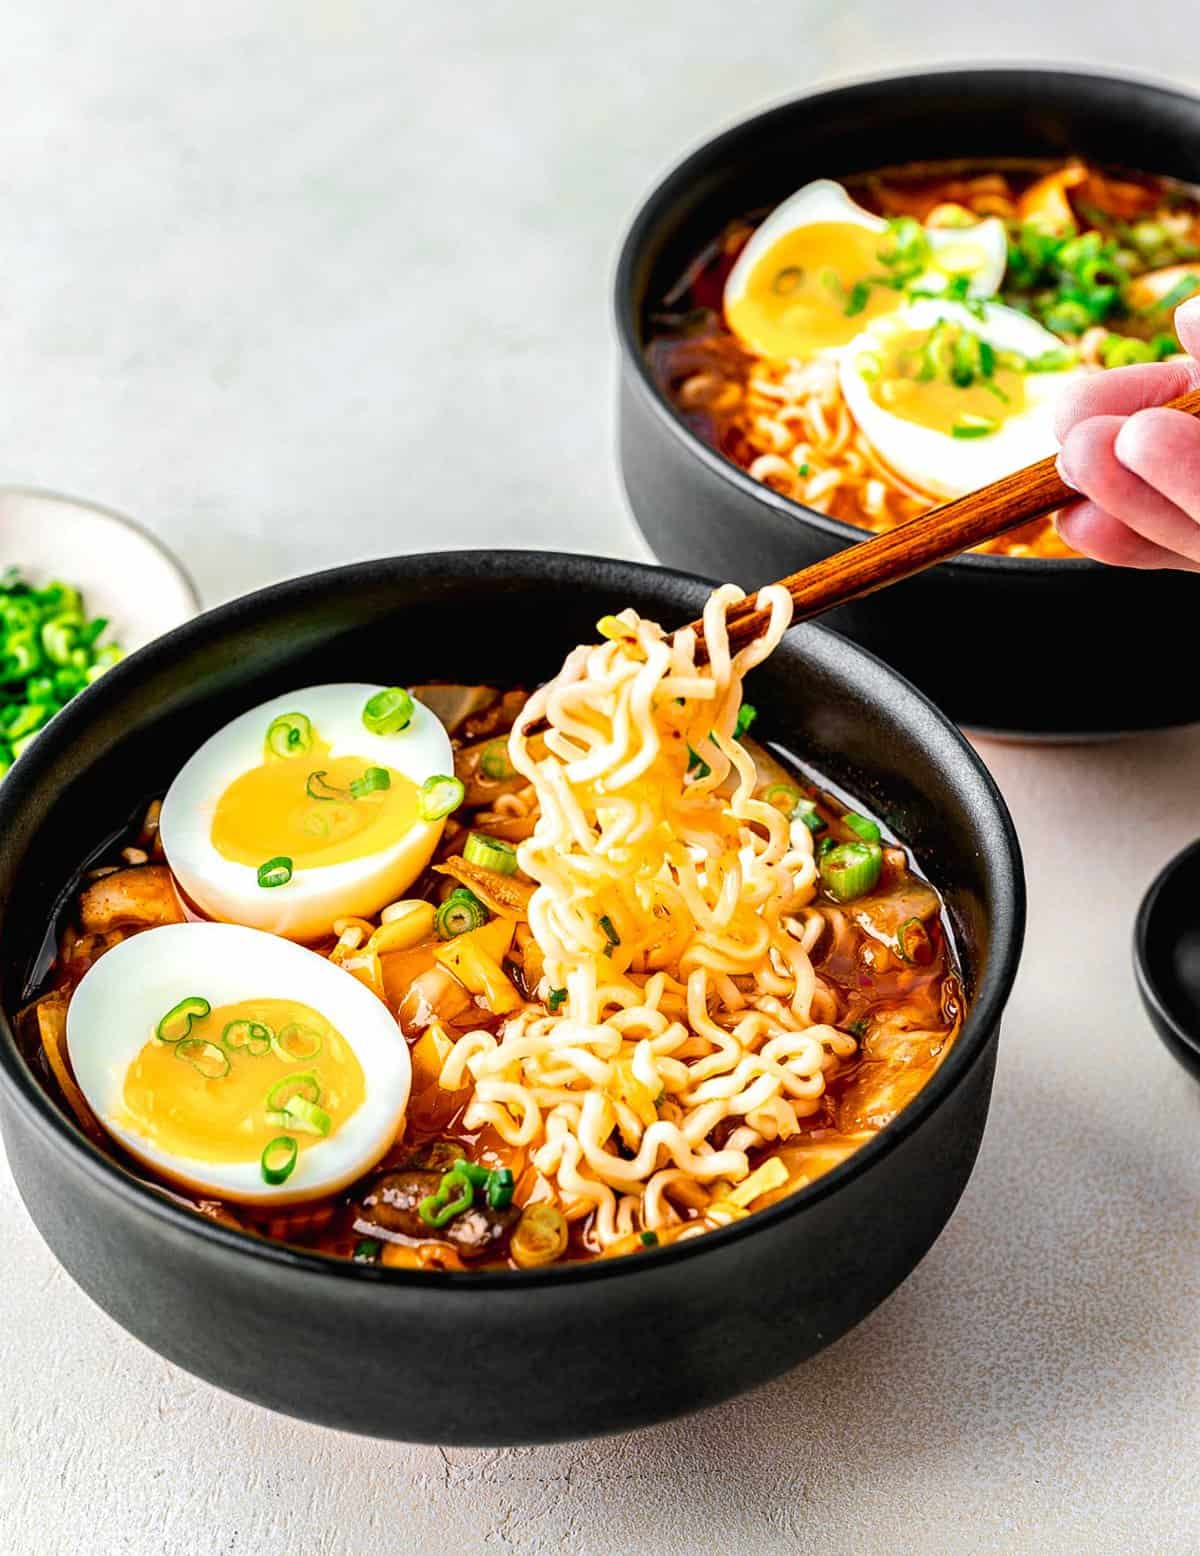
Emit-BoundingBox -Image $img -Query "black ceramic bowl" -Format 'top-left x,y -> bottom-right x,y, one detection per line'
1134,838 -> 1200,1081
616,67 -> 1200,739
0,552 -> 1024,1444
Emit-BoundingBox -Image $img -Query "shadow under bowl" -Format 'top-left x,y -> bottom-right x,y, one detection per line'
615,66 -> 1200,739
0,552 -> 1024,1443
1134,838 -> 1200,1081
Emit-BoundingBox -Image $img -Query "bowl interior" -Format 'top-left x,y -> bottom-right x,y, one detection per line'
0,553 -> 1023,1262
0,487 -> 199,650
1136,839 -> 1200,1074
620,67 -> 1200,559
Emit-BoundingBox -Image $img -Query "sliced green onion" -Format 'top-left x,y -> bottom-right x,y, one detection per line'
222,1019 -> 273,1056
453,1161 -> 492,1188
639,1230 -> 659,1247
547,987 -> 567,1012
265,711 -> 312,758
897,916 -> 934,965
257,856 -> 293,889
793,798 -> 825,833
733,703 -> 757,738
156,995 -> 211,1044
479,738 -> 515,780
817,835 -> 836,858
270,1096 -> 332,1137
349,766 -> 391,798
305,770 -> 348,802
272,1023 -> 323,1062
417,773 -> 464,822
686,744 -> 711,780
842,812 -> 882,844
819,841 -> 882,903
418,1164 -> 475,1228
353,1238 -> 381,1263
362,686 -> 414,735
175,1038 -> 231,1079
485,1167 -> 515,1210
261,1135 -> 298,1185
434,891 -> 489,939
762,781 -> 802,816
951,414 -> 999,440
463,832 -> 519,875
599,914 -> 620,951
266,1072 -> 321,1110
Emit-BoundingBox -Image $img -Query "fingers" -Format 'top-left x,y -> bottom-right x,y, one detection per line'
1056,500 -> 1200,571
1057,413 -> 1200,560
1053,356 -> 1200,442
1113,406 -> 1200,522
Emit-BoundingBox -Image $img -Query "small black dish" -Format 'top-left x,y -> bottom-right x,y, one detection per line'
0,552 -> 1024,1444
1134,839 -> 1200,1081
615,66 -> 1200,739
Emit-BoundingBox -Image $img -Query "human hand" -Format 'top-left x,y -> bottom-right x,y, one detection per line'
1054,296 -> 1200,570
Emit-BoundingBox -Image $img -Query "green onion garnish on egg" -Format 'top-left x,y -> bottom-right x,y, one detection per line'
362,687 -> 414,736
261,1135 -> 298,1185
305,770 -> 347,802
156,995 -> 211,1044
271,1022 -> 323,1062
175,1038 -> 231,1079
221,1019 -> 273,1056
349,766 -> 391,798
270,1096 -> 332,1137
417,773 -> 464,822
951,414 -> 999,440
266,1072 -> 322,1110
265,711 -> 313,759
257,856 -> 294,889
463,832 -> 519,875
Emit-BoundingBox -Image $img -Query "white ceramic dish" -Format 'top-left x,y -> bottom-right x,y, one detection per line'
0,487 -> 199,650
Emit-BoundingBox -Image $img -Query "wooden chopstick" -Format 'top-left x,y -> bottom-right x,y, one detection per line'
689,382 -> 1200,660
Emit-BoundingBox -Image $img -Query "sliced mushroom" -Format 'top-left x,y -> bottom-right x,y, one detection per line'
78,864 -> 185,934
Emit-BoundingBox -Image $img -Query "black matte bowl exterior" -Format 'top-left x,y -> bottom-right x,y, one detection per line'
616,67 -> 1200,738
0,553 -> 1023,1443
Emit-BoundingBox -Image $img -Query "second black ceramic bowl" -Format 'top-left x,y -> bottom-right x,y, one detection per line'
616,67 -> 1200,738
0,553 -> 1023,1443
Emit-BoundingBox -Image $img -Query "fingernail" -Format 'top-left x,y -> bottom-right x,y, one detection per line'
1055,451 -> 1078,491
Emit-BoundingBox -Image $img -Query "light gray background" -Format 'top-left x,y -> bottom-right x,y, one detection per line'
2,5 -> 1200,1554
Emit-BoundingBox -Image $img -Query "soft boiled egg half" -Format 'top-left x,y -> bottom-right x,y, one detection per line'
159,683 -> 456,942
723,178 -> 1008,361
840,299 -> 1085,499
66,922 -> 411,1204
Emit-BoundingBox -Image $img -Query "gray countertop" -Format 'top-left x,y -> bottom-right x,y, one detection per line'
2,5 -> 1200,1553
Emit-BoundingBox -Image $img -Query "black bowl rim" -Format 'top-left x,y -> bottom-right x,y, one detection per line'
1133,835 -> 1200,1064
613,62 -> 1200,579
0,550 -> 1025,1292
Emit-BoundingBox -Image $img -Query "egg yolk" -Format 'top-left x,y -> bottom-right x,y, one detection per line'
864,325 -> 1028,437
211,745 -> 422,869
725,222 -> 903,359
121,997 -> 365,1163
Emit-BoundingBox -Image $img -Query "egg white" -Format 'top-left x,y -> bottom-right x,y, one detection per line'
159,683 -> 454,942
840,299 -> 1086,499
723,178 -> 1008,316
66,921 -> 411,1205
